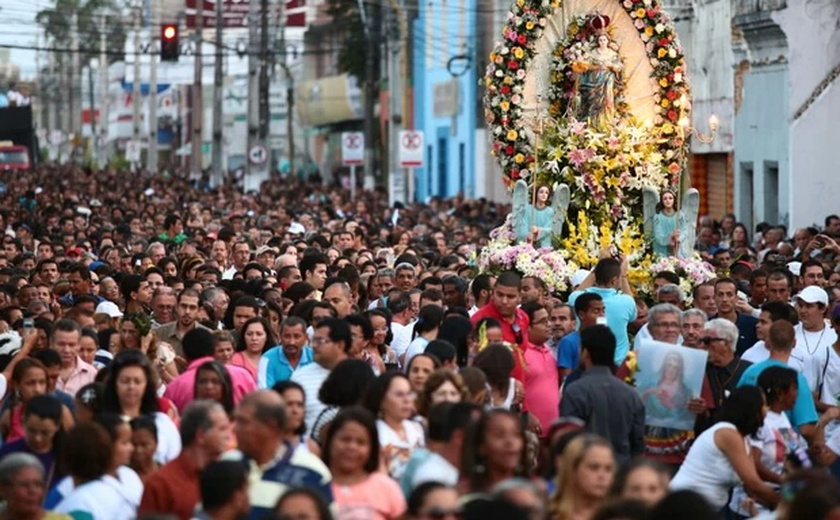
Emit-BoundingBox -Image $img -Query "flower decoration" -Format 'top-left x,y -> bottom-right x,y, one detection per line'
478,217 -> 576,294
633,254 -> 717,304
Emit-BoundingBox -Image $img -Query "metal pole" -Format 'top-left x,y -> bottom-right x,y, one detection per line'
351,164 -> 357,199
148,0 -> 159,172
279,8 -> 295,179
132,6 -> 142,168
191,0 -> 204,177
70,13 -> 81,139
246,0 -> 260,185
259,0 -> 269,141
211,0 -> 224,186
88,62 -> 97,165
362,0 -> 376,190
99,14 -> 109,165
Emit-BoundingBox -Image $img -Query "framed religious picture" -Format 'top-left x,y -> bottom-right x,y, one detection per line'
635,339 -> 708,431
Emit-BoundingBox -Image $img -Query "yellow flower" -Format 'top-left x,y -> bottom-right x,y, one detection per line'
507,129 -> 518,141
526,21 -> 535,30
606,175 -> 621,188
514,153 -> 525,164
605,158 -> 619,170
503,76 -> 514,85
662,123 -> 674,135
514,47 -> 524,59
500,101 -> 510,112
516,0 -> 524,6
568,24 -> 579,36
489,52 -> 497,62
661,99 -> 670,108
636,8 -> 646,17
593,168 -> 606,184
644,26 -> 654,37
657,48 -> 667,58
659,78 -> 669,88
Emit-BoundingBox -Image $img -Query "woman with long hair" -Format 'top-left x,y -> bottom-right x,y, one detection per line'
53,421 -> 138,520
404,305 -> 445,365
438,315 -> 473,368
461,408 -> 526,494
272,381 -> 321,456
311,359 -> 376,446
1,358 -> 73,443
322,407 -> 407,520
652,189 -> 679,257
670,386 -> 779,512
47,414 -> 143,514
549,434 -> 616,520
729,366 -> 805,518
364,309 -> 398,373
194,361 -> 235,417
405,354 -> 440,396
405,482 -> 460,520
229,317 -> 275,382
274,487 -> 334,520
612,458 -> 670,507
729,223 -> 751,250
0,394 -> 66,490
100,350 -> 181,464
473,344 -> 524,412
639,351 -> 691,421
116,313 -> 178,386
363,372 -> 425,480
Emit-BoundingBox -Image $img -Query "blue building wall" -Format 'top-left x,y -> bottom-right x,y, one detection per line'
733,64 -> 790,230
412,0 -> 477,201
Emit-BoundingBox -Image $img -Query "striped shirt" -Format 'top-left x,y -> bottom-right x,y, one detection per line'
290,363 -> 330,437
223,444 -> 332,520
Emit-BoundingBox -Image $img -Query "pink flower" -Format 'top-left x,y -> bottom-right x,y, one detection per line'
571,120 -> 586,135
634,18 -> 645,29
607,136 -> 620,150
623,0 -> 633,6
569,148 -> 587,167
583,148 -> 596,161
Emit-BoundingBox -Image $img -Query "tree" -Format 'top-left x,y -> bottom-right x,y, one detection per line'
323,0 -> 377,81
36,0 -> 126,65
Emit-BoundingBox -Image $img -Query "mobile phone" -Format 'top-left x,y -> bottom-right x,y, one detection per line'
383,362 -> 400,373
23,318 -> 34,336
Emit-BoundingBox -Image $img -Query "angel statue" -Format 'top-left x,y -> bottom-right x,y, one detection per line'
643,187 -> 701,259
512,180 -> 571,248
569,14 -> 624,126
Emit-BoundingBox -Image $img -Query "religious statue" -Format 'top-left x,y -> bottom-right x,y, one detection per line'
643,187 -> 701,259
569,15 -> 624,126
512,179 -> 571,248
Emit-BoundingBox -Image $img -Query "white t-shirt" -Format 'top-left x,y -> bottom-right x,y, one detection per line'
154,412 -> 182,464
411,452 -> 459,489
55,467 -> 144,520
390,322 -> 413,359
290,362 -> 331,437
403,337 -> 430,367
740,341 -> 806,372
729,411 -> 804,516
798,323 -> 839,392
376,419 -> 425,480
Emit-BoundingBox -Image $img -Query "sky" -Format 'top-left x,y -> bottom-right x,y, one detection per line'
1,0 -> 46,80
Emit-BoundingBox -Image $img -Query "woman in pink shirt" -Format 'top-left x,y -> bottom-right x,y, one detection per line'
229,317 -> 275,382
323,407 -> 407,520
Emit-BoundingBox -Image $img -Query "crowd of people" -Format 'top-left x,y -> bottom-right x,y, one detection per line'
0,163 -> 838,520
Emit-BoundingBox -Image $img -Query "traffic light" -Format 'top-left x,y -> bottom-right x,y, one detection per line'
160,23 -> 179,62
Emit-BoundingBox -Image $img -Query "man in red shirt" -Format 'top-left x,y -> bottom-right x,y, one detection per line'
140,400 -> 231,519
471,271 -> 529,381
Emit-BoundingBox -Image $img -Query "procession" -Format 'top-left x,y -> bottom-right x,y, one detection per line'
0,0 -> 839,518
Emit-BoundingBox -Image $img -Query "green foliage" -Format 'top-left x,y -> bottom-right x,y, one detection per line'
324,0 -> 371,80
36,0 -> 126,64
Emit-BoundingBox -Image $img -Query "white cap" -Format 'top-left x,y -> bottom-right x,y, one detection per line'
787,261 -> 802,277
288,222 -> 306,235
95,301 -> 124,318
795,286 -> 829,306
571,269 -> 590,287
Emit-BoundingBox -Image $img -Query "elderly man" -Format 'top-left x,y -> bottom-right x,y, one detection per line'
702,318 -> 753,411
680,309 -> 708,349
635,284 -> 685,344
227,390 -> 332,519
641,304 -> 709,469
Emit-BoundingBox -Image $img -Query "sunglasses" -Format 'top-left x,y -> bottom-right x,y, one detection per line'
700,337 -> 726,345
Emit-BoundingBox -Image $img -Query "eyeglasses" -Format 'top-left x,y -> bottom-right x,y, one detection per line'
700,337 -> 727,345
422,507 -> 463,520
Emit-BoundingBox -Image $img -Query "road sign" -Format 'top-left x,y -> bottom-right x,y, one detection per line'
126,140 -> 141,163
341,132 -> 364,166
249,144 -> 268,165
399,130 -> 424,168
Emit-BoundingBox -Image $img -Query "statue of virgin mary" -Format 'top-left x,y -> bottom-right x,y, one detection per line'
569,14 -> 624,126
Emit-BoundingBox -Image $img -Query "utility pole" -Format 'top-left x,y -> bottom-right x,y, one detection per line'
211,0 -> 224,186
360,0 -> 376,190
148,0 -> 159,172
191,0 -> 204,178
259,0 -> 269,141
99,14 -> 109,165
70,13 -> 81,142
47,48 -> 56,134
132,5 -> 142,168
279,5 -> 294,178
88,62 -> 97,165
245,0 -> 267,191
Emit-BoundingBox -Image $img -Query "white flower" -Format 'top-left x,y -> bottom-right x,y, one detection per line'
651,58 -> 659,67
501,46 -> 510,55
495,70 -> 503,77
668,48 -> 676,58
516,69 -> 526,79
674,73 -> 683,83
494,126 -> 502,135
655,23 -> 665,33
